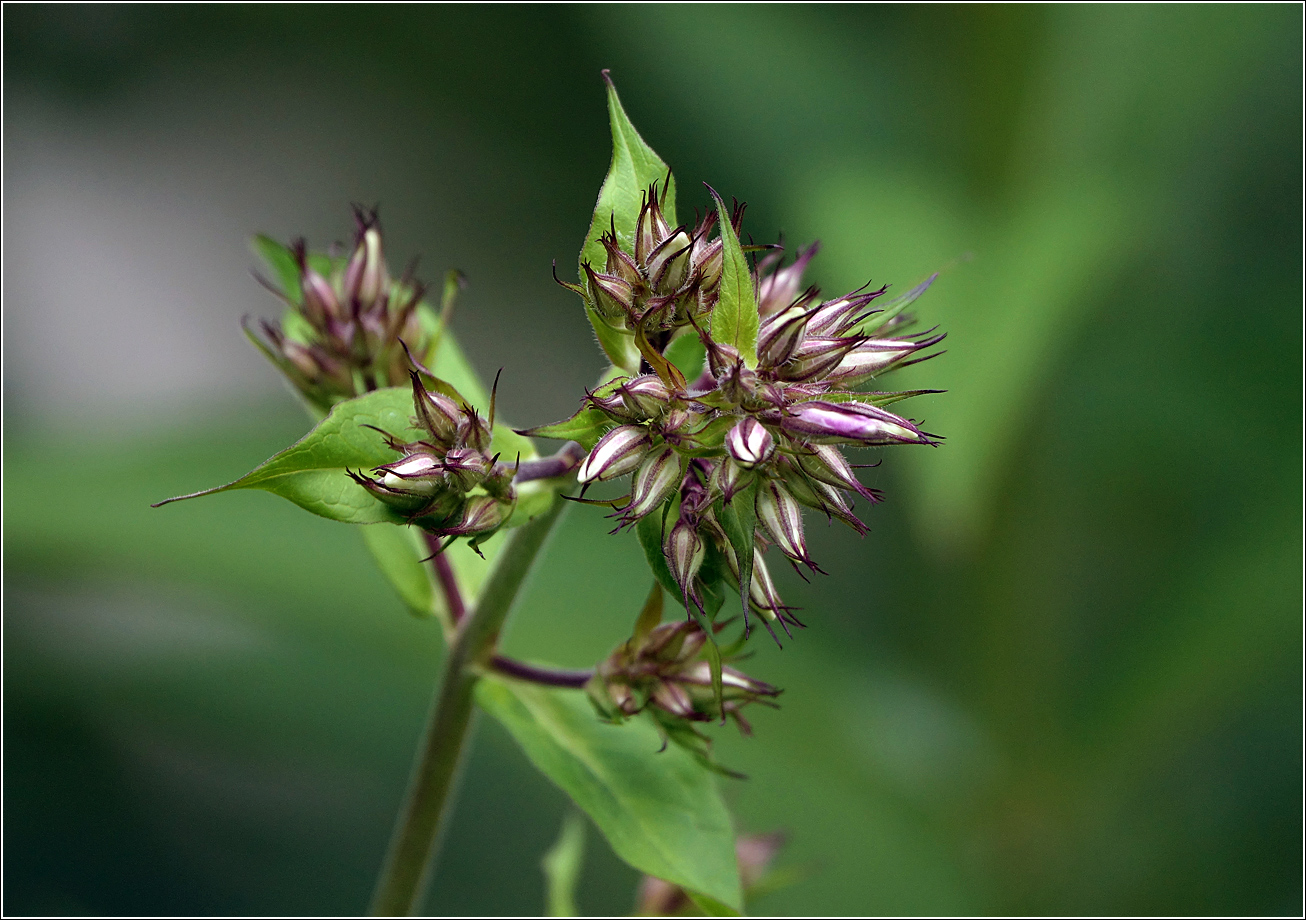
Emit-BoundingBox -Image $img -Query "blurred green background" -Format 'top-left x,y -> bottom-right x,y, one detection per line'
4,5 -> 1301,916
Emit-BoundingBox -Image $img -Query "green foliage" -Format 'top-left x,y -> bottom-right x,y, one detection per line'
665,333 -> 707,382
714,482 -> 759,624
541,811 -> 586,917
521,406 -> 612,451
707,189 -> 759,368
477,676 -> 743,914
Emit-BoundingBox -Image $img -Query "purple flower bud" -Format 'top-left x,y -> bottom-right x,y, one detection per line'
756,243 -> 818,317
603,234 -> 646,288
413,382 -> 462,445
781,401 -> 929,446
756,479 -> 811,565
710,457 -> 749,503
584,263 -> 635,324
577,425 -> 652,484
622,446 -> 682,523
822,339 -> 925,386
651,680 -> 696,719
647,230 -> 693,294
757,305 -> 811,367
377,452 -> 444,491
635,192 -> 672,264
345,226 -> 388,309
440,494 -> 506,537
620,375 -> 671,418
725,417 -> 776,468
664,517 -> 705,606
442,447 -> 491,491
301,268 -> 342,326
794,443 -> 870,496
695,239 -> 724,291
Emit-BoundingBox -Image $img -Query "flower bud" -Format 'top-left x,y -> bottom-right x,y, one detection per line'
622,446 -> 682,522
442,447 -> 491,492
619,375 -> 671,418
794,443 -> 867,495
756,479 -> 811,565
664,517 -> 705,606
635,193 -> 672,264
300,267 -> 342,326
414,383 -> 463,446
577,425 -> 652,484
647,230 -> 693,294
756,243 -> 818,317
345,226 -> 389,309
583,263 -> 635,324
440,494 -> 506,537
781,401 -> 929,446
377,452 -> 444,495
758,304 -> 811,367
822,338 -> 926,386
725,417 -> 776,468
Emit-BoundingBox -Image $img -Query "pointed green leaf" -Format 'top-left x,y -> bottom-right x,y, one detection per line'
580,74 -> 678,275
153,387 -> 424,524
477,676 -> 742,913
521,405 -> 612,451
541,810 -> 587,918
707,189 -> 759,368
251,234 -> 301,301
715,480 -> 760,626
633,580 -> 665,641
587,304 -> 643,375
153,385 -> 541,526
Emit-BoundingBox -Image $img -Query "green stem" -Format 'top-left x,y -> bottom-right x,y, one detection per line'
369,496 -> 569,916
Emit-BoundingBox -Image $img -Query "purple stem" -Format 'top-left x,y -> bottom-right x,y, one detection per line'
489,655 -> 594,689
423,515 -> 593,690
509,441 -> 586,483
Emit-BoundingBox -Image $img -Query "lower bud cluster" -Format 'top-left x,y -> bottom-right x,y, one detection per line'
350,372 -> 514,546
586,618 -> 780,735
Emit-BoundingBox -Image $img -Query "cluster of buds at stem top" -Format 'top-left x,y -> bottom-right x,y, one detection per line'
565,181 -> 740,343
248,207 -> 451,413
531,214 -> 944,641
586,609 -> 780,737
348,372 -> 515,549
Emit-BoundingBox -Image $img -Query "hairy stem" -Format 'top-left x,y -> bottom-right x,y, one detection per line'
369,496 -> 568,916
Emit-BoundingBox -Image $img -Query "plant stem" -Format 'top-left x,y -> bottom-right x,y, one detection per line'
369,496 -> 568,916
424,532 -> 467,625
489,654 -> 593,688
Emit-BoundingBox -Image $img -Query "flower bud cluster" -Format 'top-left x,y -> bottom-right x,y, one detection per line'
586,618 -> 780,734
349,372 -> 515,546
540,220 -> 944,639
574,183 -> 740,341
250,208 -> 441,412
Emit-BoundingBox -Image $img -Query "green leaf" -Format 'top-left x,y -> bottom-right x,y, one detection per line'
521,405 -> 612,451
707,189 -> 759,368
636,503 -> 683,601
580,73 -> 678,275
477,677 -> 742,913
715,481 -> 759,625
587,304 -> 643,375
541,810 -> 586,918
359,523 -> 436,618
153,387 -> 425,524
664,332 -> 707,382
251,234 -> 300,302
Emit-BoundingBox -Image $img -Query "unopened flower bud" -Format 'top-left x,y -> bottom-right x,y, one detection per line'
300,267 -> 342,325
823,338 -> 928,386
781,401 -> 929,446
577,425 -> 652,484
664,517 -> 705,606
758,304 -> 810,366
345,226 -> 389,309
619,375 -> 671,417
583,263 -> 635,324
756,479 -> 810,565
442,494 -> 506,536
725,417 -> 775,468
647,230 -> 693,294
622,446 -> 681,522
756,244 -> 819,317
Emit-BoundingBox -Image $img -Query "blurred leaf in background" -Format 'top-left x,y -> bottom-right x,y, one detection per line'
4,4 -> 1300,916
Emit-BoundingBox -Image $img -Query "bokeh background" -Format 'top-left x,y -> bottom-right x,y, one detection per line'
5,4 -> 1302,916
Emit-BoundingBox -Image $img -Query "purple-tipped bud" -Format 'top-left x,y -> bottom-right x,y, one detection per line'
794,443 -> 871,497
635,193 -> 672,264
746,550 -> 786,622
623,446 -> 682,522
584,263 -> 636,324
442,447 -> 491,492
620,375 -> 671,417
345,227 -> 389,309
823,338 -> 928,386
696,240 -> 724,291
577,425 -> 652,484
603,234 -> 646,287
651,680 -> 696,719
756,244 -> 818,317
301,268 -> 342,326
756,479 -> 810,565
414,382 -> 463,445
647,230 -> 693,294
758,305 -> 812,367
664,517 -> 705,606
440,494 -> 506,537
377,452 -> 444,495
710,457 -> 749,503
781,401 -> 929,446
726,417 -> 776,468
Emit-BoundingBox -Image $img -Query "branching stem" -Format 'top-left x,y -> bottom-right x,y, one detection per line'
369,496 -> 568,916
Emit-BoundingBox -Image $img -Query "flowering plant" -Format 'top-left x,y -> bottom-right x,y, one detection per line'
156,72 -> 943,916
